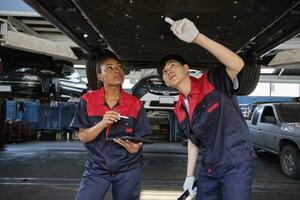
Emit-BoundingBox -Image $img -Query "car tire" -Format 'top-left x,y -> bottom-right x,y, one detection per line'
280,144 -> 300,179
236,55 -> 261,96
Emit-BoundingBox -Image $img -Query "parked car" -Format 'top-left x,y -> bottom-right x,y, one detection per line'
0,53 -> 86,99
58,65 -> 87,98
0,63 -> 86,97
0,65 -> 56,97
132,70 -> 201,110
247,102 -> 300,179
132,75 -> 178,111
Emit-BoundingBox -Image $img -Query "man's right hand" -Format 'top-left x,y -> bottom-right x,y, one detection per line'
183,176 -> 197,197
100,110 -> 120,128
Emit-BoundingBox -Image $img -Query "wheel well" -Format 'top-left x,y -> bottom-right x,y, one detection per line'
279,139 -> 299,152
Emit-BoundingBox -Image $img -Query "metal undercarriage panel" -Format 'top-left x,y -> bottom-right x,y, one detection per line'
25,0 -> 300,69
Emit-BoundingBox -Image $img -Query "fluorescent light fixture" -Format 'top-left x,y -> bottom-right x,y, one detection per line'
74,65 -> 86,68
0,85 -> 12,92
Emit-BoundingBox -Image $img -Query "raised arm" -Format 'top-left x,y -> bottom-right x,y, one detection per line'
165,17 -> 244,80
193,33 -> 244,80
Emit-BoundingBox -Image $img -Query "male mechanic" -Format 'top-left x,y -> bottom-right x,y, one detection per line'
159,17 -> 256,200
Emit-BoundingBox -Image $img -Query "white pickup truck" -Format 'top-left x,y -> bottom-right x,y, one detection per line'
247,102 -> 300,179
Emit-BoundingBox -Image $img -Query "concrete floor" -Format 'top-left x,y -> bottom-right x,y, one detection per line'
0,141 -> 300,200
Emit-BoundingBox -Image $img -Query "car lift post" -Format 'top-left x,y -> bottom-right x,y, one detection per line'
0,97 -> 5,150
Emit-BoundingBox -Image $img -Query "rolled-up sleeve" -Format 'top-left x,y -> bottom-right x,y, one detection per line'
208,65 -> 238,96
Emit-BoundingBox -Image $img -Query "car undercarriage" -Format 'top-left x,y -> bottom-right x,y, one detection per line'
24,0 -> 300,95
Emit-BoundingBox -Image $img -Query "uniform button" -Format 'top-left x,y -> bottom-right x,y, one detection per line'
207,168 -> 213,173
125,123 -> 128,126
202,104 -> 206,108
110,173 -> 117,176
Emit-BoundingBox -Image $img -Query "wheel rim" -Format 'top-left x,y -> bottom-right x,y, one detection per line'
283,152 -> 295,173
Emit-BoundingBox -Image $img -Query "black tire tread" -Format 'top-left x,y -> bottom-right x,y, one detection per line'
280,144 -> 300,179
236,57 -> 261,96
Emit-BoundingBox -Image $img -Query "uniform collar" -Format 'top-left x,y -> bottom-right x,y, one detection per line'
178,76 -> 202,103
97,87 -> 127,106
175,73 -> 209,122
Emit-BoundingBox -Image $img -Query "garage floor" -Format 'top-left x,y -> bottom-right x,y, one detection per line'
0,141 -> 300,200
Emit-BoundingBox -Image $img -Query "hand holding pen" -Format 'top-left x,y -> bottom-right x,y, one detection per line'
100,111 -> 130,128
100,111 -> 121,128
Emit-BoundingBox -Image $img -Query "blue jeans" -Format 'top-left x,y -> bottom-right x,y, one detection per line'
196,160 -> 255,200
75,167 -> 141,200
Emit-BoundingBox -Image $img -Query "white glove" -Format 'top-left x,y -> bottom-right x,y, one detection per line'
183,176 -> 197,197
165,17 -> 199,43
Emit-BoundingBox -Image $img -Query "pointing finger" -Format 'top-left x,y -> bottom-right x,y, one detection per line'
165,17 -> 175,25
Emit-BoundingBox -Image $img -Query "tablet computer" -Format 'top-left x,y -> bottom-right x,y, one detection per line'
107,136 -> 153,144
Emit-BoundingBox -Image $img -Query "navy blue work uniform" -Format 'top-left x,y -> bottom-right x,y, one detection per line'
70,87 -> 152,200
174,66 -> 256,200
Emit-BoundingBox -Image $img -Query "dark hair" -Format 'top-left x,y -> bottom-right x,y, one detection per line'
96,52 -> 120,73
158,54 -> 187,76
95,51 -> 120,88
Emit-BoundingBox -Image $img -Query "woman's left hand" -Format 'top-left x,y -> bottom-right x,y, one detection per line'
114,139 -> 142,153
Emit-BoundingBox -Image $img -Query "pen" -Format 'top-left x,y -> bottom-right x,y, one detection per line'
119,115 -> 129,119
